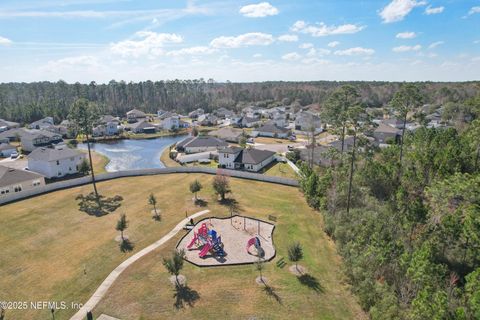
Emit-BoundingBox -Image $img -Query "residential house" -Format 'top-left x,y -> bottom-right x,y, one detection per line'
0,143 -> 17,157
373,123 -> 401,145
214,107 -> 235,119
271,110 -> 287,127
252,124 -> 291,139
242,106 -> 264,118
162,115 -> 180,131
0,119 -> 20,132
93,115 -> 120,137
218,147 -> 275,172
0,128 -> 25,143
176,136 -> 228,154
197,114 -> 218,126
0,165 -> 45,198
383,117 -> 405,129
127,120 -> 157,134
158,111 -> 176,120
27,147 -> 86,179
299,145 -> 333,167
126,109 -> 146,123
208,127 -> 245,143
328,136 -> 356,152
294,111 -> 322,132
188,108 -> 205,119
28,117 -> 55,130
20,129 -> 63,152
239,116 -> 262,128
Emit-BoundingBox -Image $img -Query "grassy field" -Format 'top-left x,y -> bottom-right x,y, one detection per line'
90,150 -> 110,174
263,161 -> 298,179
0,174 -> 364,320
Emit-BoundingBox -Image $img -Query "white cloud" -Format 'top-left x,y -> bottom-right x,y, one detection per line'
278,34 -> 298,42
379,0 -> 427,23
425,6 -> 444,15
42,55 -> 100,71
428,41 -> 444,49
165,46 -> 217,56
291,20 -> 365,37
239,2 -> 278,18
110,31 -> 183,57
327,41 -> 340,48
334,47 -> 375,56
253,53 -> 262,58
474,40 -> 480,44
392,45 -> 422,52
299,43 -> 314,49
210,32 -> 274,48
0,36 -> 12,45
282,52 -> 301,61
468,6 -> 480,15
396,31 -> 416,39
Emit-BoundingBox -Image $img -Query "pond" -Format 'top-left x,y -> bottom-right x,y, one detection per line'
78,135 -> 187,172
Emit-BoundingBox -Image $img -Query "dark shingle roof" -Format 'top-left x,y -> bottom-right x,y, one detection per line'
255,124 -> 290,134
237,148 -> 275,164
374,123 -> 401,134
28,147 -> 83,162
179,136 -> 228,149
0,165 -> 44,187
0,143 -> 16,151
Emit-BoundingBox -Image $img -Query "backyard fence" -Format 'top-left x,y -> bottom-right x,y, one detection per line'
0,167 -> 299,205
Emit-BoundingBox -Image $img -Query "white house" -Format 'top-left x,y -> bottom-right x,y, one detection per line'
162,115 -> 180,131
176,136 -> 228,154
252,124 -> 291,139
28,117 -> 54,130
93,115 -> 120,137
27,147 -> 86,179
126,109 -> 146,123
239,116 -> 262,128
0,165 -> 45,198
0,143 -> 17,157
218,147 -> 275,172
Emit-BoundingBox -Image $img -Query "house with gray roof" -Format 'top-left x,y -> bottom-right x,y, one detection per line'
127,120 -> 157,134
0,143 -> 17,157
27,146 -> 86,179
218,147 -> 275,172
252,124 -> 291,139
176,136 -> 228,154
20,129 -> 63,152
373,123 -> 401,145
28,117 -> 55,130
239,116 -> 262,128
0,165 -> 45,198
0,119 -> 20,132
126,109 -> 147,123
208,127 -> 245,143
294,111 -> 322,132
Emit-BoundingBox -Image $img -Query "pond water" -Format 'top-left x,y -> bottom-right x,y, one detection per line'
78,135 -> 187,172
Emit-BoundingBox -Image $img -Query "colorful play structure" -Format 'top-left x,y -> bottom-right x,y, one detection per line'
246,236 -> 265,258
187,223 -> 226,258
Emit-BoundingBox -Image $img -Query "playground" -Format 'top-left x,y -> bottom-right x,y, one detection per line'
177,216 -> 275,266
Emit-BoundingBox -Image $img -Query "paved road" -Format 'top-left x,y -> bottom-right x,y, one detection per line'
70,209 -> 211,320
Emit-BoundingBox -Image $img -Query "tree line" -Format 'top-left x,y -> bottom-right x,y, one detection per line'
0,80 -> 479,124
297,84 -> 480,319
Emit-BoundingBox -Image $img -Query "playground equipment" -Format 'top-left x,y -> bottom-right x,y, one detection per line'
246,236 -> 265,258
187,222 -> 225,258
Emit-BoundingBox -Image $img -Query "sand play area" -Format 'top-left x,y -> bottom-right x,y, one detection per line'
177,216 -> 276,266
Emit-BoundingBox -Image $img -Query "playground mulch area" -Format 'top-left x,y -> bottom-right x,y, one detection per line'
178,216 -> 275,266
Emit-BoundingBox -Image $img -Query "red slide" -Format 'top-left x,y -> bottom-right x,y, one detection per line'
199,242 -> 212,258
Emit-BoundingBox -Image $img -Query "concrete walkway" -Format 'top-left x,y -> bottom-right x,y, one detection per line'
70,209 -> 210,320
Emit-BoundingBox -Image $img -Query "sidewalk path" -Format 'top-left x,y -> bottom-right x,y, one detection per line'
70,209 -> 210,320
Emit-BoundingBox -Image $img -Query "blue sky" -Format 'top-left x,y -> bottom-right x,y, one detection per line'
0,0 -> 479,83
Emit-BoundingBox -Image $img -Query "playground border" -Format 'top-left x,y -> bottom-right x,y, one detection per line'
176,215 -> 277,268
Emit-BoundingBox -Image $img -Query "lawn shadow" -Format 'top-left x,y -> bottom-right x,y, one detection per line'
194,199 -> 208,207
152,214 -> 161,222
219,198 -> 243,214
119,239 -> 134,252
173,284 -> 200,309
297,273 -> 324,293
76,192 -> 123,217
262,284 -> 282,305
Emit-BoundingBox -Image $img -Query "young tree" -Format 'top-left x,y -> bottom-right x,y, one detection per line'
189,179 -> 203,202
163,249 -> 186,287
78,158 -> 91,176
324,85 -> 360,157
465,119 -> 480,172
239,135 -> 247,148
116,214 -> 128,241
212,174 -> 231,201
68,98 -> 101,199
191,126 -> 199,137
288,242 -> 304,273
148,193 -> 160,220
390,84 -> 423,168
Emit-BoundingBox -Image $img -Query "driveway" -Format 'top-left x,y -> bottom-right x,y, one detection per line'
252,142 -> 305,154
0,157 -> 28,170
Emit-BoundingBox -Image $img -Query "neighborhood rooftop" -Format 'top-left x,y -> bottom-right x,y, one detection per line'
0,165 -> 44,188
28,147 -> 84,162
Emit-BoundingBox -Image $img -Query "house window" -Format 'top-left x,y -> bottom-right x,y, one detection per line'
69,167 -> 72,171
56,160 -> 60,165
14,185 -> 22,192
32,179 -> 41,187
70,157 -> 74,161
1,188 -> 9,195
58,172 -> 61,176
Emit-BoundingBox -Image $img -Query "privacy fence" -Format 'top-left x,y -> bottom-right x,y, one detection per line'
0,167 -> 299,205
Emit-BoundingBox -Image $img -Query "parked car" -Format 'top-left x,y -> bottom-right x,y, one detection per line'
10,152 -> 19,159
287,145 -> 295,151
247,138 -> 254,144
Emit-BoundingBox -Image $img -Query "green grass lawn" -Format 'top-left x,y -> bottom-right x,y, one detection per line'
160,145 -> 182,167
263,161 -> 298,179
0,174 -> 364,320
